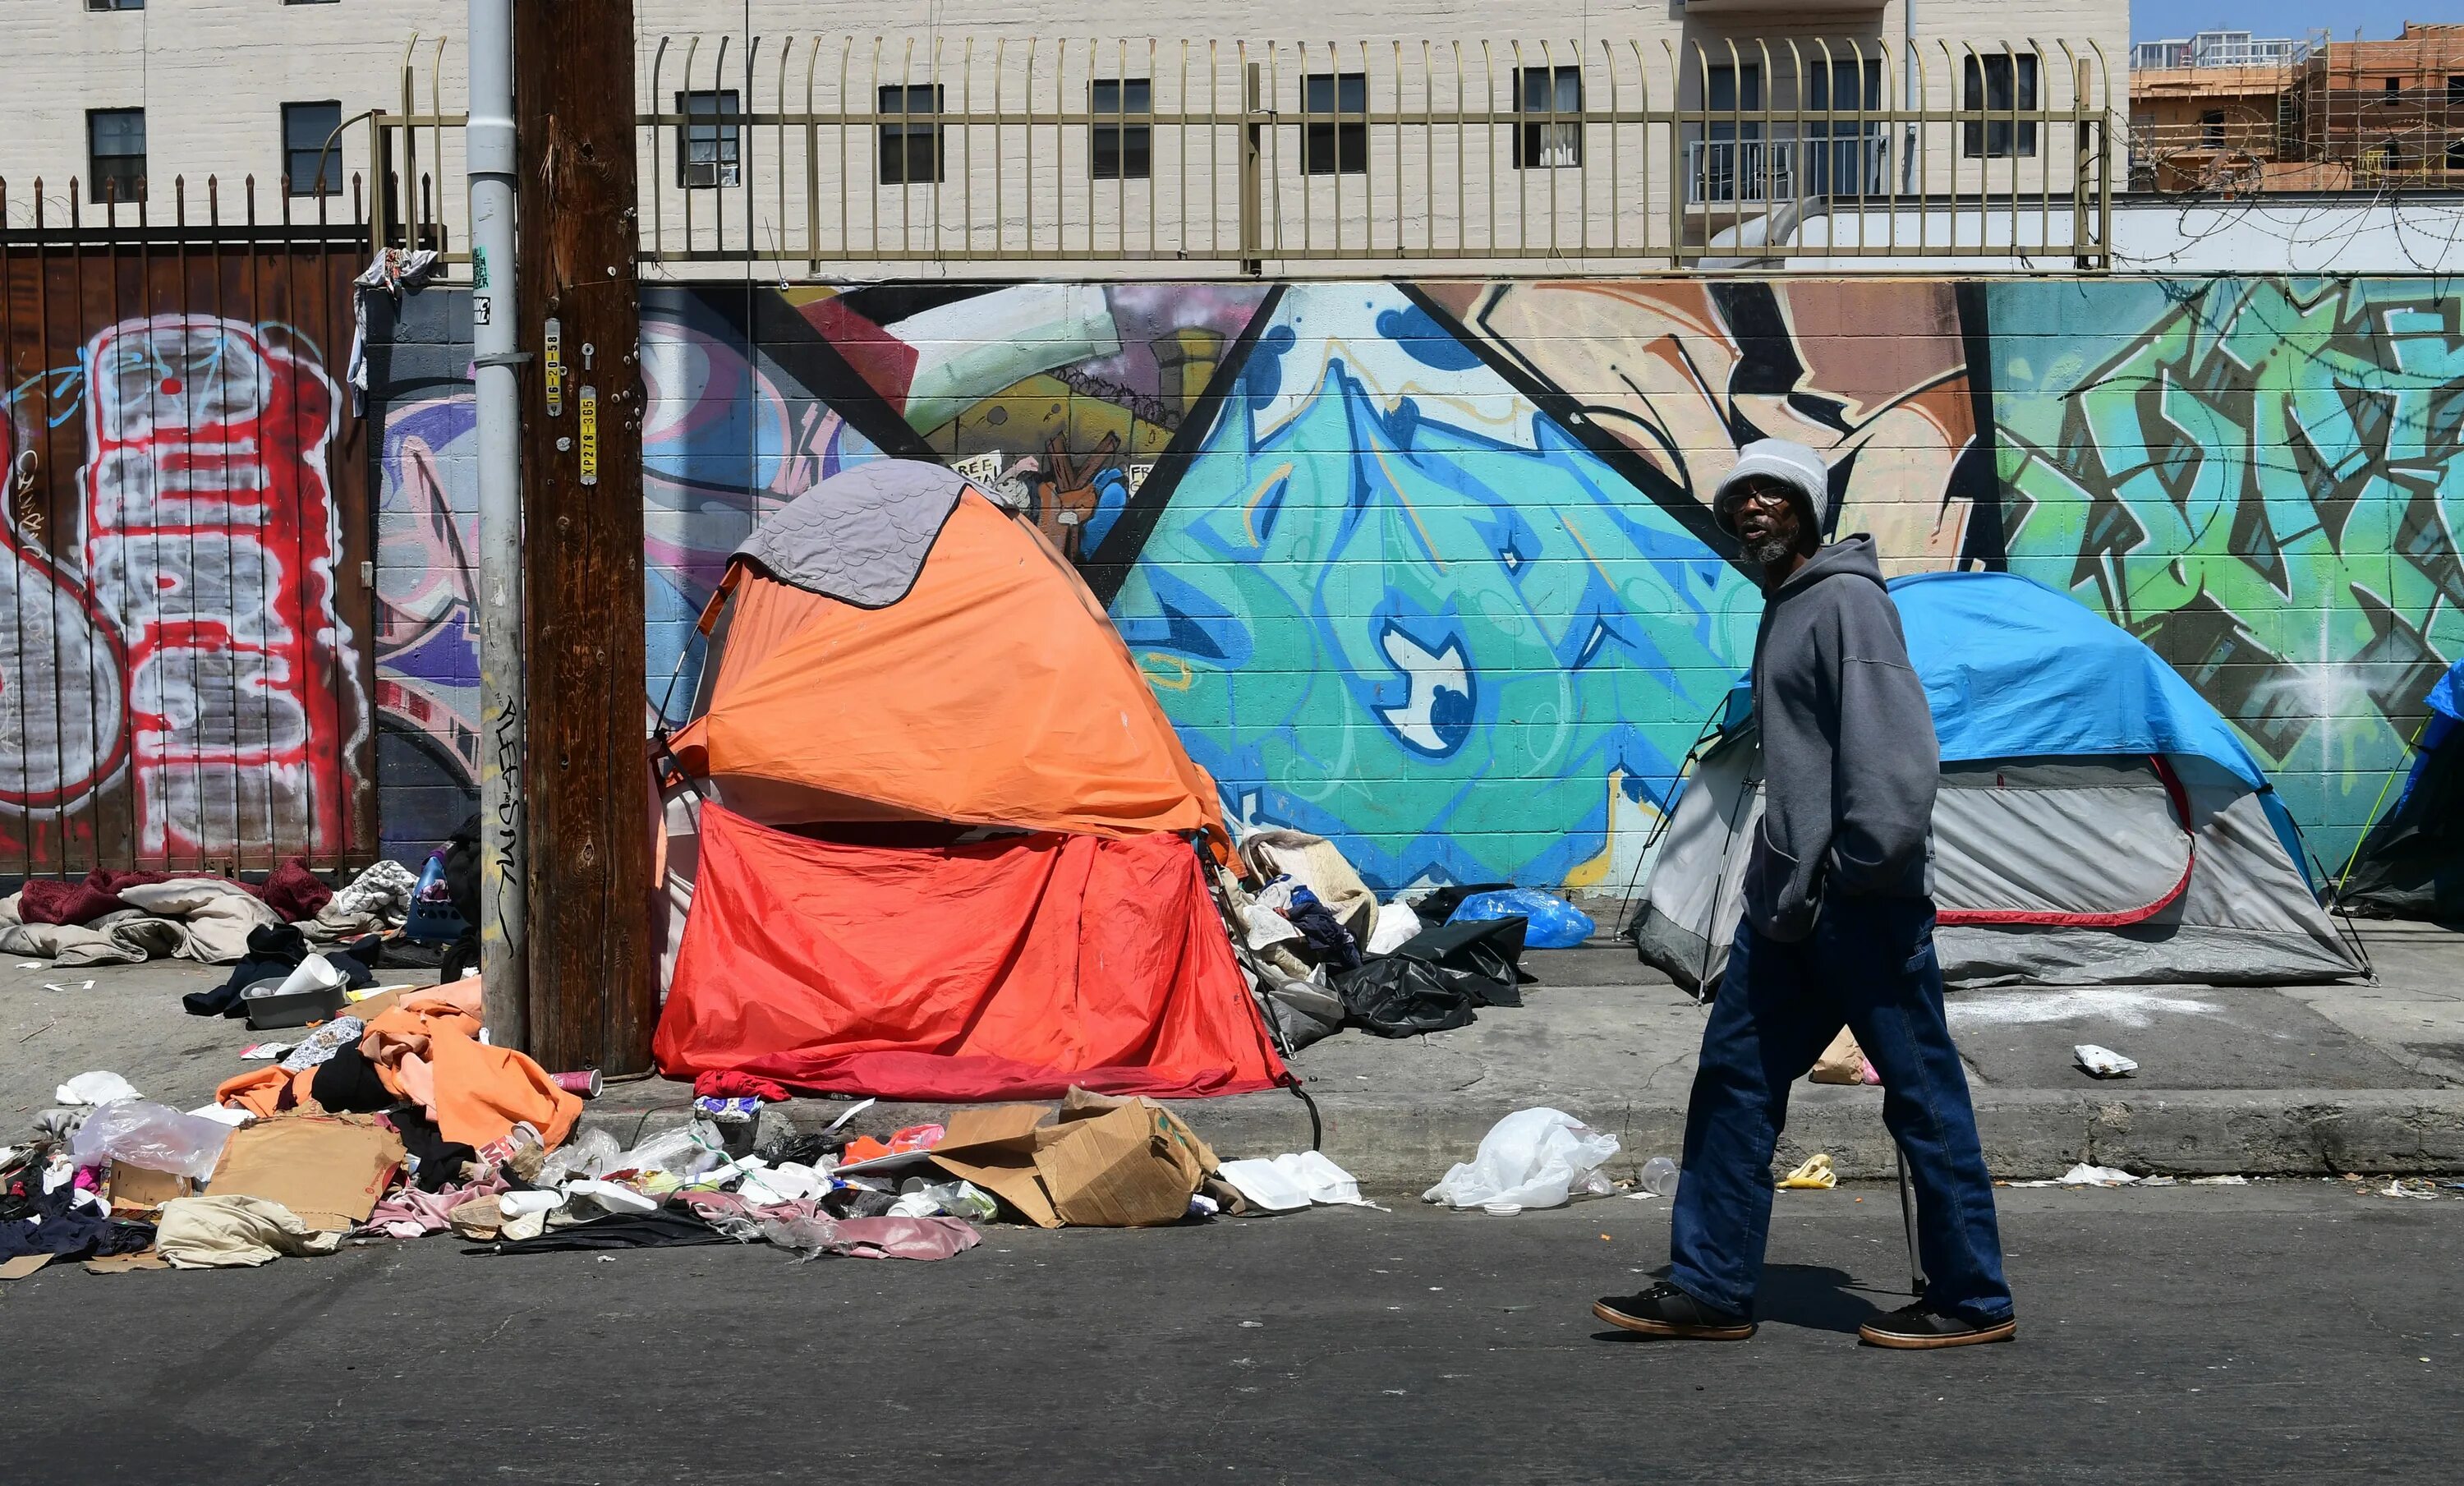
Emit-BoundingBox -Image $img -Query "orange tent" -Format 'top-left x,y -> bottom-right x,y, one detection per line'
652,460 -> 1284,1102
672,472 -> 1227,845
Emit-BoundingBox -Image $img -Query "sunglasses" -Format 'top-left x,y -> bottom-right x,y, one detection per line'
1725,484 -> 1798,513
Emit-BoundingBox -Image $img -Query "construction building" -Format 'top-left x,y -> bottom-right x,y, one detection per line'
2131,22 -> 2464,193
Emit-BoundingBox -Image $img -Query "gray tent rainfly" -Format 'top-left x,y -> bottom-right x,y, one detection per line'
1630,573 -> 2364,991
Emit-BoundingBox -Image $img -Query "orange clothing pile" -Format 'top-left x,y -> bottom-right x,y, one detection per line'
215,978 -> 579,1150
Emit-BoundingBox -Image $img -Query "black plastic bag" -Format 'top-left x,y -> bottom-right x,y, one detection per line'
1391,917 -> 1533,1008
1335,956 -> 1478,1038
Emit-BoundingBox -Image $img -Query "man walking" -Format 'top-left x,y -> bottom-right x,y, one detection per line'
1594,439 -> 2016,1349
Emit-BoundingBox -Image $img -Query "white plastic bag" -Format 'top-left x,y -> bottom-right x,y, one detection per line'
68,1100 -> 232,1180
1218,1152 -> 1374,1212
1367,899 -> 1425,956
1423,1107 -> 1620,1215
55,1070 -> 143,1106
537,1125 -> 623,1186
608,1118 -> 728,1185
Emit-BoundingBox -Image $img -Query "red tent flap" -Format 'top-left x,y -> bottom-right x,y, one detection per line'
653,805 -> 1285,1102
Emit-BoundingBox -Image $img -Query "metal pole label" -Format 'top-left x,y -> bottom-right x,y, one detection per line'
544,317 -> 565,416
577,384 -> 599,485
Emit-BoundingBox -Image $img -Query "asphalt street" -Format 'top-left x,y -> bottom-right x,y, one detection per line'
3,1184 -> 2457,1484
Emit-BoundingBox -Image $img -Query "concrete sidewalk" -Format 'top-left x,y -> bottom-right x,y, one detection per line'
7,922 -> 2462,1194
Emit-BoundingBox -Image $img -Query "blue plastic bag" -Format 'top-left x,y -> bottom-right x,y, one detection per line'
1449,888 -> 1596,950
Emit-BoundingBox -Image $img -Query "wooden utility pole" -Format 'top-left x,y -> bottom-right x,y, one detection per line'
512,0 -> 655,1074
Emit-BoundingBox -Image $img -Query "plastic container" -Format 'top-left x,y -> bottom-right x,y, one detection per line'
1639,1156 -> 1681,1198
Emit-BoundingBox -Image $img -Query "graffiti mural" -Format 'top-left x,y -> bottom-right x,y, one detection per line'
1993,278 -> 2464,856
355,274 -> 2463,890
1110,283 -> 1760,890
371,380 -> 479,858
2,287 -> 374,875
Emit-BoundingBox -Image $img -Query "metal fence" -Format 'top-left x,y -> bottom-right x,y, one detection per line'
630,36 -> 2115,273
0,177 -> 378,878
356,33 -> 2114,277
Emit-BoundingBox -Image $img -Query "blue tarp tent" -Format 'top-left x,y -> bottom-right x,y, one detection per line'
1633,572 -> 2362,990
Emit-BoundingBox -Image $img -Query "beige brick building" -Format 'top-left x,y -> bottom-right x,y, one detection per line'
7,0 -> 2126,252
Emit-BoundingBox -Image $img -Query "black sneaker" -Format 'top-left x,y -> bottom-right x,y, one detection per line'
1857,1301 -> 2018,1350
1593,1282 -> 1757,1340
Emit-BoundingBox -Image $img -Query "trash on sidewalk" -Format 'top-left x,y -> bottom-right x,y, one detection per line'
1777,1153 -> 1838,1189
1447,888 -> 1595,950
2008,1162 -> 2143,1188
55,1070 -> 143,1106
1216,1152 -> 1375,1212
926,1089 -> 1220,1229
204,1113 -> 406,1231
155,1194 -> 346,1267
1424,1108 -> 1620,1215
2073,1043 -> 2138,1079
1638,1156 -> 1681,1198
1809,1028 -> 1882,1086
68,1101 -> 232,1182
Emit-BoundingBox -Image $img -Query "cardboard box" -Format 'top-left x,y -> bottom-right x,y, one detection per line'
926,1090 -> 1217,1230
204,1112 -> 407,1231
104,1162 -> 194,1217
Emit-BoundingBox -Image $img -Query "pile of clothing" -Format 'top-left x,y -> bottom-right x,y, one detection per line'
2,1021 -> 1386,1279
1225,830 -> 1568,1049
0,858 -> 427,969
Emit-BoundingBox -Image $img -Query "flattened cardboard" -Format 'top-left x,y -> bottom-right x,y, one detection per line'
205,1112 -> 407,1231
105,1162 -> 192,1216
0,1254 -> 53,1281
927,1104 -> 1061,1229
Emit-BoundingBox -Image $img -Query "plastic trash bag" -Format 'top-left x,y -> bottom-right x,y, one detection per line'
537,1125 -> 623,1186
68,1099 -> 232,1180
1217,1152 -> 1373,1212
1448,888 -> 1596,950
1423,1107 -> 1620,1215
55,1070 -> 143,1106
1366,899 -> 1425,957
607,1119 -> 729,1188
890,1178 -> 999,1221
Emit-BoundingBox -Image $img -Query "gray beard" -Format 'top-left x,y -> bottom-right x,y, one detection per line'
1746,533 -> 1797,567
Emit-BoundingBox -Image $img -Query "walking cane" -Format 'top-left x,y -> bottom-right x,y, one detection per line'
1894,1142 -> 1925,1297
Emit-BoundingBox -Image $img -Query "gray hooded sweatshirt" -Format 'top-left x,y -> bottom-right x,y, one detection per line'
1740,535 -> 1939,942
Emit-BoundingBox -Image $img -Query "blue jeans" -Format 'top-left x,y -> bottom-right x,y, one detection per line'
1666,896 -> 2013,1324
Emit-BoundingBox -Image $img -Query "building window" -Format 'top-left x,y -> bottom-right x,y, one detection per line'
677,90 -> 742,188
877,85 -> 943,185
1962,53 -> 2039,159
2448,138 -> 2464,173
1806,58 -> 1885,196
2200,109 -> 2226,148
1302,72 -> 1368,176
283,101 -> 344,196
1513,66 -> 1582,169
2384,76 -> 2402,98
1694,63 -> 1765,203
87,108 -> 145,204
2450,75 -> 2464,103
86,0 -> 144,11
1091,78 -> 1151,181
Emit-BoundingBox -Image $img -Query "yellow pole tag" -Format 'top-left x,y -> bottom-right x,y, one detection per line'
577,384 -> 599,486
544,318 -> 565,418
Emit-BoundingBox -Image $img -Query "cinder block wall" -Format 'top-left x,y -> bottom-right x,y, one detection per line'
368,276 -> 2463,891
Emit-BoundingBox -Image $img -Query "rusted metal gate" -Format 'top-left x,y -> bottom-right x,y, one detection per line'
0,182 -> 377,880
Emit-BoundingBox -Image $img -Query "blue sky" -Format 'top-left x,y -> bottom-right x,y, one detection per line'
2131,1 -> 2426,43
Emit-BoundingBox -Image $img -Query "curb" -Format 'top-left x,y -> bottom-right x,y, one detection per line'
576,1086 -> 2464,1197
